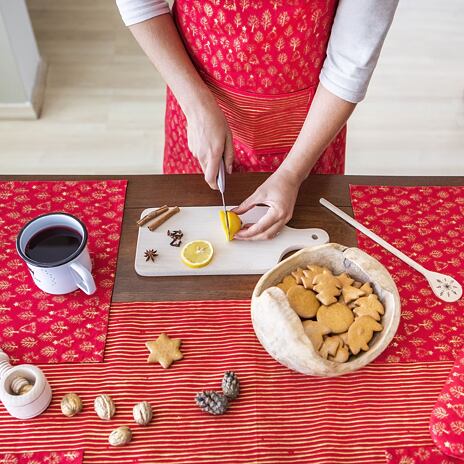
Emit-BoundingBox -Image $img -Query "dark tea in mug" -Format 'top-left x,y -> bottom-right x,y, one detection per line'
24,226 -> 82,264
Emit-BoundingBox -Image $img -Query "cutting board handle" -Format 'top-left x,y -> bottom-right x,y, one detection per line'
275,228 -> 329,262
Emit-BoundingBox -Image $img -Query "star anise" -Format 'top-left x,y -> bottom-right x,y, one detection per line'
144,249 -> 158,262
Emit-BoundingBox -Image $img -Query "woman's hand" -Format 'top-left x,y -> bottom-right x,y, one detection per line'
232,168 -> 303,240
186,97 -> 234,189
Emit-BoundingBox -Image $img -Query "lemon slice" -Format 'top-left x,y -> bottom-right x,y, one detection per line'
181,240 -> 214,268
219,210 -> 242,241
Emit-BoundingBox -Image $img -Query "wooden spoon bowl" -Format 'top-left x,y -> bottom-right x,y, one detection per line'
251,243 -> 401,377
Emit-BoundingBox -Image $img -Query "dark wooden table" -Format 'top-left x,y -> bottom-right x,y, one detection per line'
3,174 -> 463,301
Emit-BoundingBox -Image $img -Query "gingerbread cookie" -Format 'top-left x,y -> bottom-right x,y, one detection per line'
312,269 -> 342,305
353,294 -> 384,321
341,285 -> 365,304
291,267 -> 306,285
277,275 -> 298,293
302,320 -> 331,351
146,333 -> 183,368
301,265 -> 325,290
331,344 -> 350,363
359,282 -> 373,295
337,272 -> 355,288
316,302 -> 354,334
347,316 -> 383,355
319,335 -> 341,359
287,285 -> 320,318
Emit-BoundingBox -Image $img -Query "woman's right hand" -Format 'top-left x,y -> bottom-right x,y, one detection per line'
185,97 -> 234,189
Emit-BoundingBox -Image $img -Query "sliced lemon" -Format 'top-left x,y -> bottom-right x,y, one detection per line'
181,240 -> 214,268
219,210 -> 242,241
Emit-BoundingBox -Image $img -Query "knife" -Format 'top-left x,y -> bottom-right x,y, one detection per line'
217,157 -> 230,240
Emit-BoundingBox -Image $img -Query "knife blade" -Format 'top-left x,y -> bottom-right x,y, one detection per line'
217,157 -> 230,240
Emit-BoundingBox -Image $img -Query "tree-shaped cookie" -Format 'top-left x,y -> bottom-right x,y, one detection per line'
291,267 -> 306,285
359,282 -> 373,295
337,272 -> 365,304
347,316 -> 383,355
312,269 -> 342,305
302,265 -> 325,290
337,272 -> 354,288
341,285 -> 365,304
353,294 -> 384,321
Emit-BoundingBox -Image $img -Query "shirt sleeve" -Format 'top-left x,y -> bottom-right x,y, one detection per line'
115,0 -> 170,27
319,0 -> 399,103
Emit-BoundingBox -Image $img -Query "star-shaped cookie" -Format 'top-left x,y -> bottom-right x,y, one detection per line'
146,333 -> 183,368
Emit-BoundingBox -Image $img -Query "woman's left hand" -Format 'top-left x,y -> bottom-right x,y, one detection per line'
232,168 -> 303,240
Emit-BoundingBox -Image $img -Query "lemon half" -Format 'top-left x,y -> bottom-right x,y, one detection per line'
219,210 -> 242,241
181,240 -> 214,268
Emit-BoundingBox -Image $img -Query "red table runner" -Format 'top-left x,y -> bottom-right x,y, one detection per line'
0,301 -> 453,463
0,180 -> 127,364
350,185 -> 464,364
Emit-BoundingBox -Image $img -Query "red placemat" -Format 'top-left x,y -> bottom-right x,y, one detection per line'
385,445 -> 461,463
0,450 -> 83,463
0,180 -> 127,364
0,301 -> 453,464
350,185 -> 464,363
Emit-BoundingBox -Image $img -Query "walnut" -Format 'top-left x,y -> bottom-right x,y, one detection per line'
94,394 -> 115,420
108,426 -> 132,447
61,393 -> 83,417
133,401 -> 153,426
18,383 -> 33,395
11,376 -> 33,396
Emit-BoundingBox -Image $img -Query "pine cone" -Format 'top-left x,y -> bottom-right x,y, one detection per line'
221,371 -> 240,399
195,391 -> 229,415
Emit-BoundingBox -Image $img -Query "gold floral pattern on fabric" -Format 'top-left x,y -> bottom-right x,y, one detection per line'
174,0 -> 337,94
350,185 -> 464,363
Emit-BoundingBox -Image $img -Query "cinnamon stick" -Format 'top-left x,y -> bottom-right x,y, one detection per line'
137,205 -> 169,227
147,206 -> 180,232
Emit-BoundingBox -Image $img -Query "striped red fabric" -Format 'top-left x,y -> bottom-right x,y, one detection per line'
205,75 -> 315,154
0,301 -> 453,463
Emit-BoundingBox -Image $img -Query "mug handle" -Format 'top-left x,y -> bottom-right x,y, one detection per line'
69,262 -> 97,295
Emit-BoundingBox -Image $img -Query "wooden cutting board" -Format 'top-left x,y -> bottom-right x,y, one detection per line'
135,206 -> 329,276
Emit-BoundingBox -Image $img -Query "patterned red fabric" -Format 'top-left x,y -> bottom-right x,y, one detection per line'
385,445 -> 461,464
163,0 -> 346,174
430,347 -> 464,461
0,450 -> 83,464
350,185 -> 464,363
0,181 -> 127,364
0,301 -> 454,463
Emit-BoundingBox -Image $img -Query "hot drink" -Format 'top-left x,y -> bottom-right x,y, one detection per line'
25,226 -> 82,264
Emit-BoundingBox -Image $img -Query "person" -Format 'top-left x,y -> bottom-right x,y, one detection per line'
116,0 -> 398,240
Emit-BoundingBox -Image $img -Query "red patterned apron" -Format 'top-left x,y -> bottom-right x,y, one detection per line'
164,0 -> 346,174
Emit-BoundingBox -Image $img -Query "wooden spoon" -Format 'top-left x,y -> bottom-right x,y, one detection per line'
320,198 -> 462,303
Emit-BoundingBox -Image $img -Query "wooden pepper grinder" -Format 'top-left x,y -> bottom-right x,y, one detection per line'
0,349 -> 52,419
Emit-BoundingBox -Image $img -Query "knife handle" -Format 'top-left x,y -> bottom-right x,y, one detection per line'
217,158 -> 226,194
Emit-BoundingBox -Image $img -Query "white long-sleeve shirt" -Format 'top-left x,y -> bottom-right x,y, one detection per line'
116,0 -> 398,103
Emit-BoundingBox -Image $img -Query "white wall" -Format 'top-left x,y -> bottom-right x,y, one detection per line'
346,0 -> 464,175
0,0 -> 41,104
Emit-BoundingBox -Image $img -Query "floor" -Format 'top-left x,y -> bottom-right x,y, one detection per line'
0,0 -> 463,175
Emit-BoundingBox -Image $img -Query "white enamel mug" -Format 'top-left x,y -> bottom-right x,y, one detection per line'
16,213 -> 97,295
